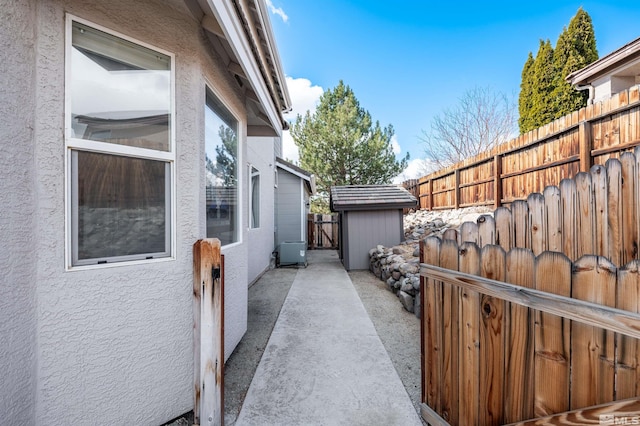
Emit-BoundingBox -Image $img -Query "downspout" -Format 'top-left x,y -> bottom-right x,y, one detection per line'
575,84 -> 595,105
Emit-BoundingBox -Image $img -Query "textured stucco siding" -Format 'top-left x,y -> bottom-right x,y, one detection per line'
247,137 -> 277,284
25,0 -> 250,424
0,1 -> 38,425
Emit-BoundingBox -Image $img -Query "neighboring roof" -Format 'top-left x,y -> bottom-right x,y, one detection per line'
566,36 -> 640,86
276,157 -> 316,195
330,185 -> 418,212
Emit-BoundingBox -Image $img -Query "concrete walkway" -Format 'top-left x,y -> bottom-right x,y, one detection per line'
235,250 -> 422,426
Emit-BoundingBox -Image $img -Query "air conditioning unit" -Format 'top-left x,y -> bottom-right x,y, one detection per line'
278,241 -> 307,267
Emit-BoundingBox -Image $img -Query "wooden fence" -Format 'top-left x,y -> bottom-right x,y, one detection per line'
413,85 -> 640,210
307,213 -> 339,249
419,154 -> 640,425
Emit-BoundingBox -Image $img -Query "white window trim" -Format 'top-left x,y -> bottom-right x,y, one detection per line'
64,14 -> 176,270
204,82 -> 244,247
249,164 -> 260,230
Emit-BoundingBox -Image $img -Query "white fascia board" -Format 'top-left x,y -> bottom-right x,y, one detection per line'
275,161 -> 311,183
205,0 -> 283,134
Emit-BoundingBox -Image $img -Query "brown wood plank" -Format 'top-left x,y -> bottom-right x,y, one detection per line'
479,245 -> 506,425
506,397 -> 640,426
458,242 -> 481,426
460,221 -> 479,244
620,152 -> 638,265
193,238 -> 224,426
439,239 -> 460,424
606,159 -> 623,265
442,228 -> 459,244
534,251 -> 572,417
422,236 -> 442,411
495,207 -> 513,252
420,263 -> 640,340
511,200 -> 530,250
528,193 -> 545,255
504,248 -> 536,423
617,261 -> 640,400
543,186 -> 562,253
477,214 -> 496,248
559,178 -> 578,261
570,256 -> 616,409
591,165 -> 609,258
575,172 -> 596,259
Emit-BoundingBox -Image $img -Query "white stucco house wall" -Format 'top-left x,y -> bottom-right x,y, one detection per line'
567,36 -> 640,104
0,0 -> 290,424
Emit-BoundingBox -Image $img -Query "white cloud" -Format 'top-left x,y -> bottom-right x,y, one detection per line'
393,158 -> 438,184
390,134 -> 401,155
265,0 -> 288,23
281,76 -> 324,163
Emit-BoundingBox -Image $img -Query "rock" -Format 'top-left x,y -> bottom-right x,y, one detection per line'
398,291 -> 414,313
392,271 -> 402,281
414,295 -> 421,318
412,247 -> 420,257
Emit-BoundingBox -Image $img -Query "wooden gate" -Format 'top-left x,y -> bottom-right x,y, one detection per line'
307,213 -> 338,249
193,238 -> 224,426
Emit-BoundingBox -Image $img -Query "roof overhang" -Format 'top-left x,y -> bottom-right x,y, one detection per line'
183,0 -> 291,136
330,185 -> 418,212
567,36 -> 640,86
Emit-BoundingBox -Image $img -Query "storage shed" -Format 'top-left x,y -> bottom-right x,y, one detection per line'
330,185 -> 418,270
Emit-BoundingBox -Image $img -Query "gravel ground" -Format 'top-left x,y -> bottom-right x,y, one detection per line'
173,259 -> 422,425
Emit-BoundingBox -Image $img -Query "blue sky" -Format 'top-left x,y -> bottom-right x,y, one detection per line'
266,1 -> 640,180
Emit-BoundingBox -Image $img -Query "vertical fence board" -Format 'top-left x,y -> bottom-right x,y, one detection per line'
560,178 -> 578,261
504,248 -> 535,423
478,214 -> 496,248
511,200 -> 530,250
617,260 -> 640,400
460,221 -> 479,245
193,238 -> 224,426
544,186 -> 562,253
606,159 -> 623,265
528,193 -> 545,255
494,207 -> 513,252
458,242 -> 481,426
422,237 -> 442,411
591,165 -> 609,258
620,153 -> 638,265
440,239 -> 460,424
479,245 -> 506,425
443,228 -> 459,243
575,172 -> 596,258
533,252 -> 572,417
570,256 -> 617,409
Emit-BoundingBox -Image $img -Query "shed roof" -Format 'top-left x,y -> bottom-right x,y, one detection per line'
330,185 -> 417,212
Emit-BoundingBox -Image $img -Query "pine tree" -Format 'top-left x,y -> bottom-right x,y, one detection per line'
529,40 -> 556,129
518,52 -> 535,133
290,80 -> 409,212
551,8 -> 598,119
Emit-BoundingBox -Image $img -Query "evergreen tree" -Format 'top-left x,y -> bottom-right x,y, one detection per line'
290,80 -> 409,212
529,39 -> 556,130
551,8 -> 598,119
518,52 -> 535,133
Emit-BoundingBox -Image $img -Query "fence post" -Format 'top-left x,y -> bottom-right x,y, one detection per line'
193,238 -> 224,426
494,155 -> 502,209
579,121 -> 593,172
427,179 -> 433,211
454,170 -> 460,209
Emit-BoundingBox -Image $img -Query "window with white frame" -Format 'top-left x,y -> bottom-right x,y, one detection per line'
66,17 -> 174,267
250,166 -> 260,228
205,89 -> 239,245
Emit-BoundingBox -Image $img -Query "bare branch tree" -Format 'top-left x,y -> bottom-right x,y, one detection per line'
421,86 -> 517,169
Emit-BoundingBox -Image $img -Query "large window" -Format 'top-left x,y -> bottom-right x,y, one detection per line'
250,166 -> 260,228
66,16 -> 174,267
205,90 -> 239,245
